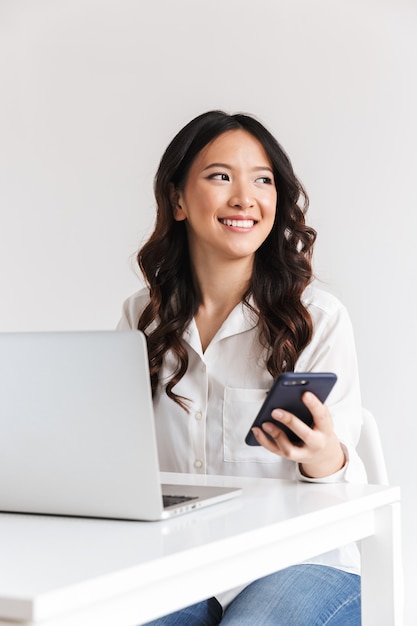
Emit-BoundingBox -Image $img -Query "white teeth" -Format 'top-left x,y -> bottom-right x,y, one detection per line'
220,219 -> 255,228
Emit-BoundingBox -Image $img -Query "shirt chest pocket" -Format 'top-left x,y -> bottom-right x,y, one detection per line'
223,387 -> 284,464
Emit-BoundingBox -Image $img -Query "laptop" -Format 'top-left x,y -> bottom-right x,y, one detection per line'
0,330 -> 241,520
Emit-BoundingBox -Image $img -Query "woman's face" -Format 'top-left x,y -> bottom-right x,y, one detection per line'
173,129 -> 277,265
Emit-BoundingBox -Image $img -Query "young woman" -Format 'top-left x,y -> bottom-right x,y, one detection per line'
118,110 -> 366,625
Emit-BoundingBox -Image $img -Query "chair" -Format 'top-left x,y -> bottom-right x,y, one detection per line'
356,410 -> 403,623
357,408 -> 389,485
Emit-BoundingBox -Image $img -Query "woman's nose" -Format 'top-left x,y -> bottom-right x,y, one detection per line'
229,183 -> 255,209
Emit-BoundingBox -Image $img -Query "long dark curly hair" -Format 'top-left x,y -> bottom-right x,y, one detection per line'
137,110 -> 316,409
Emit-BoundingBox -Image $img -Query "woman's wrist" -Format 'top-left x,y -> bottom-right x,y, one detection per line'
300,441 -> 346,479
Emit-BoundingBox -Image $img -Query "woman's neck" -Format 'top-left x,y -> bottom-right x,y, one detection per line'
192,256 -> 253,352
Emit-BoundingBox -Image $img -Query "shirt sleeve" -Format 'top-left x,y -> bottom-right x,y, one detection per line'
116,289 -> 149,330
296,296 -> 367,484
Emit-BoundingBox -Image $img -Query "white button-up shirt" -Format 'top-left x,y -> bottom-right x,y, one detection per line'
118,284 -> 366,483
118,283 -> 366,583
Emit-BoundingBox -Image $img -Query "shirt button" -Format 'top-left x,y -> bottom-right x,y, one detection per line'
194,459 -> 203,469
202,364 -> 207,373
195,411 -> 203,421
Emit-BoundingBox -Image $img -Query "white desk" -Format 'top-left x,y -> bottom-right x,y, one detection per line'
0,473 -> 402,626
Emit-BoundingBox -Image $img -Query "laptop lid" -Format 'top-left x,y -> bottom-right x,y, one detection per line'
0,331 -> 240,520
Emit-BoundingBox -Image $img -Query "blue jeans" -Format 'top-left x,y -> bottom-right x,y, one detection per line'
143,565 -> 361,625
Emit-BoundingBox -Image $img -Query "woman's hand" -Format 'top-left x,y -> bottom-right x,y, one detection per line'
251,391 -> 345,478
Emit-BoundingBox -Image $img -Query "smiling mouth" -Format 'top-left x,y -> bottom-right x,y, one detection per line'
218,218 -> 257,228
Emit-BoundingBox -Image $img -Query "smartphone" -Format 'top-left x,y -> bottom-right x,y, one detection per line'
245,372 -> 337,447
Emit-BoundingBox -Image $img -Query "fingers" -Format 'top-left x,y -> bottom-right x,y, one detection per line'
251,418 -> 303,458
251,425 -> 285,455
301,391 -> 333,434
252,392 -> 344,476
251,391 -> 334,457
270,407 -> 313,445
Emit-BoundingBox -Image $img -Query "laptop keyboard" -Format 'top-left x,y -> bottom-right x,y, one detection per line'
163,494 -> 199,508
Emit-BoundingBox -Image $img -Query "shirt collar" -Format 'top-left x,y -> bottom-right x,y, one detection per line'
183,298 -> 259,356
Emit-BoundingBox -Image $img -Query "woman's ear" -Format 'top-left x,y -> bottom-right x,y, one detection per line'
169,183 -> 187,222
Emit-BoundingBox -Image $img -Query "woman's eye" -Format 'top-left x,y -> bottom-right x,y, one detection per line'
208,173 -> 230,181
256,176 -> 273,184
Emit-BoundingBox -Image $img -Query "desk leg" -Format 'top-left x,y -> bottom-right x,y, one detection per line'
361,502 -> 403,626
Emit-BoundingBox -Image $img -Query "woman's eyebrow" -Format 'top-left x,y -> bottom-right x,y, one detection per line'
202,163 -> 274,173
253,165 -> 274,173
202,162 -> 231,171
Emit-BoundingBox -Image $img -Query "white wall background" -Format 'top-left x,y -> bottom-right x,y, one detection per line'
1,0 -> 416,621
